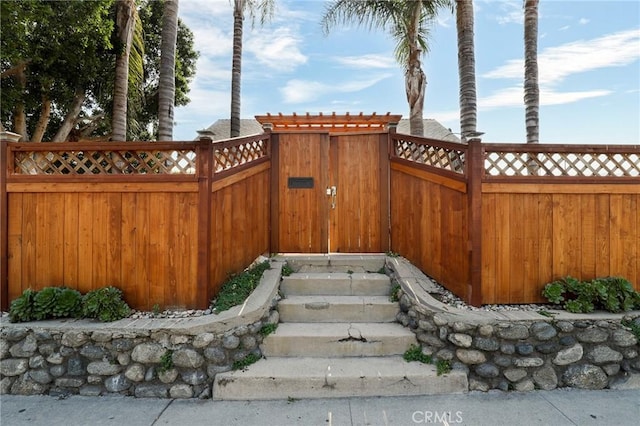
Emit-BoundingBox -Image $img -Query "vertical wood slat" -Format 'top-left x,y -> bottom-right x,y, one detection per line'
467,139 -> 482,305
0,139 -> 8,309
7,194 -> 23,301
197,138 -> 213,309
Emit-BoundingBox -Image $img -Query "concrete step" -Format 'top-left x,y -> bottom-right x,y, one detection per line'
283,254 -> 386,273
261,322 -> 417,357
212,356 -> 468,400
281,273 -> 391,296
278,295 -> 399,323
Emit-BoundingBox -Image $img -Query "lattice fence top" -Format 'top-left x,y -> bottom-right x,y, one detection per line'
484,148 -> 640,177
255,112 -> 402,133
213,136 -> 269,173
13,148 -> 197,175
391,135 -> 467,174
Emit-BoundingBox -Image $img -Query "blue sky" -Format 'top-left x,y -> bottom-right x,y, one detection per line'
175,0 -> 640,144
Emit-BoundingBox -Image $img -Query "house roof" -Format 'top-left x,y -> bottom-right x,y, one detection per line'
198,117 -> 459,142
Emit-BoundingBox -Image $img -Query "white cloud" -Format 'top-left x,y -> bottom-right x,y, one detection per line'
579,18 -> 590,25
245,27 -> 307,72
333,54 -> 397,69
483,29 -> 640,87
281,74 -> 393,104
493,0 -> 523,25
558,25 -> 570,31
480,87 -> 612,109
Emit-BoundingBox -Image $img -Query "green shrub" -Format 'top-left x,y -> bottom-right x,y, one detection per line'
403,344 -> 432,364
33,287 -> 61,320
82,286 -> 131,322
158,350 -> 174,373
232,353 -> 261,370
543,276 -> 640,313
436,359 -> 451,376
390,284 -> 401,302
53,288 -> 83,318
281,263 -> 294,277
259,323 -> 278,337
9,289 -> 36,323
212,261 -> 271,312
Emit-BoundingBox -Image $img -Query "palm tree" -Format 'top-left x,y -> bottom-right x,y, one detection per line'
230,0 -> 275,138
322,0 -> 452,136
524,0 -> 539,144
455,0 -> 477,141
112,0 -> 137,141
158,0 -> 179,141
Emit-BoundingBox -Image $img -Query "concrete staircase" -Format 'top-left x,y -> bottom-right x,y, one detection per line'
212,255 -> 467,400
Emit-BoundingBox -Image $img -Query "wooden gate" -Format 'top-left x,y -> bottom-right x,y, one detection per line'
260,113 -> 400,253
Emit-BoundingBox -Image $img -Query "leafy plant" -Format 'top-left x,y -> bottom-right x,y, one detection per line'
281,263 -> 294,277
9,289 -> 37,323
542,276 -> 640,313
82,286 -> 131,322
259,323 -> 278,337
158,350 -> 174,373
377,266 -> 387,274
403,344 -> 432,364
621,319 -> 640,342
232,353 -> 261,370
385,251 -> 399,258
436,359 -> 451,376
212,261 -> 271,312
152,303 -> 161,316
52,288 -> 83,318
32,287 -> 61,320
390,284 -> 401,303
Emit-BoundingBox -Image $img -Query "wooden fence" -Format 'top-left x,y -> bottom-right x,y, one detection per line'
0,134 -> 270,311
390,134 -> 640,305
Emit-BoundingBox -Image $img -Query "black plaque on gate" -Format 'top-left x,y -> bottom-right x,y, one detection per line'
288,177 -> 314,189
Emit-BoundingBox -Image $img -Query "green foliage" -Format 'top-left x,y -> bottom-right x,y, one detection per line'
281,263 -> 294,277
33,287 -> 61,320
542,276 -> 640,313
52,288 -> 83,318
385,251 -> 399,258
436,359 -> 451,376
9,289 -> 36,323
82,286 -> 131,322
621,319 -> 640,342
232,353 -> 261,370
212,261 -> 271,313
390,284 -> 401,303
377,266 -> 387,274
158,350 -> 174,373
403,344 -> 432,364
259,323 -> 278,337
152,303 -> 161,316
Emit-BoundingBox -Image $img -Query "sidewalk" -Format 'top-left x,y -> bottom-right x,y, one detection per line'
1,389 -> 639,426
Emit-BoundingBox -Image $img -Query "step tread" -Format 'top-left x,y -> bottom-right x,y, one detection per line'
267,322 -> 414,338
279,295 -> 396,305
212,356 -> 468,399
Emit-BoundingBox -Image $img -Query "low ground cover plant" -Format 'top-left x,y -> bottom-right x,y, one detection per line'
542,276 -> 640,313
211,261 -> 271,313
9,286 -> 130,323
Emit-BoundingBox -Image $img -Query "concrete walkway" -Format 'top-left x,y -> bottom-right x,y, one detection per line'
1,389 -> 639,426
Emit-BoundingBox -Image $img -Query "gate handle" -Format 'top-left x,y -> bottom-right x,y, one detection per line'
326,186 -> 337,209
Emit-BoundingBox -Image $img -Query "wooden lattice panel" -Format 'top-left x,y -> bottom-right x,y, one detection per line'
393,139 -> 466,174
213,138 -> 269,173
13,149 -> 197,175
485,151 -> 640,177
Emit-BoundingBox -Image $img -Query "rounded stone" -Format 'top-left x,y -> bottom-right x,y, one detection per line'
533,365 -> 558,390
87,361 -> 122,376
222,335 -> 240,350
173,349 -> 204,369
193,333 -> 215,349
587,346 -> 623,364
500,344 -> 515,355
61,331 -> 88,348
79,344 -> 106,360
170,384 -> 193,399
612,330 -> 637,347
555,321 -> 574,333
131,343 -> 164,363
134,384 -> 168,398
46,353 -> 64,365
474,337 -> 500,352
38,343 -> 56,356
1,377 -> 14,394
11,377 -> 46,395
79,386 -> 102,396
436,349 -> 454,361
438,327 -> 448,340
562,364 -> 608,389
418,320 -> 436,332
515,343 -> 534,356
432,314 -> 449,326
207,364 -> 232,377
87,375 -> 102,385
28,369 -> 53,384
576,328 -> 609,343
112,339 -> 134,352
91,331 -> 113,343
104,374 -> 131,392
158,368 -> 179,384
241,336 -> 257,350
117,353 -> 130,366
204,347 -> 227,364
180,369 -> 207,385
49,365 -> 66,377
0,340 -> 10,360
504,368 -> 527,382
530,322 -> 557,341
456,349 -> 486,364
477,324 -> 494,337
469,379 -> 490,392
170,335 -> 189,345
475,363 -> 500,378
497,324 -> 529,340
4,328 -> 28,341
417,333 -> 445,348
234,325 -> 249,337
602,364 -> 621,376
67,357 -> 85,376
514,379 -> 535,391
494,355 -> 512,368
124,364 -> 146,382
55,377 -> 85,388
448,333 -> 472,348
559,335 -> 577,346
0,359 -> 28,376
535,342 -> 559,354
29,355 -> 47,369
513,357 -> 544,368
9,335 -> 37,357
553,344 -> 584,366
452,322 -> 476,333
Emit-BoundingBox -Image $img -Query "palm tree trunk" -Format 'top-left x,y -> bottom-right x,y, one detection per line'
405,1 -> 425,137
524,0 -> 539,144
112,0 -> 136,142
456,0 -> 478,141
158,0 -> 179,141
230,0 -> 244,139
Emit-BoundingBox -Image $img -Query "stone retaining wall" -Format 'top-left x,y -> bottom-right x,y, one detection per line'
0,260 -> 282,398
387,257 -> 640,391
